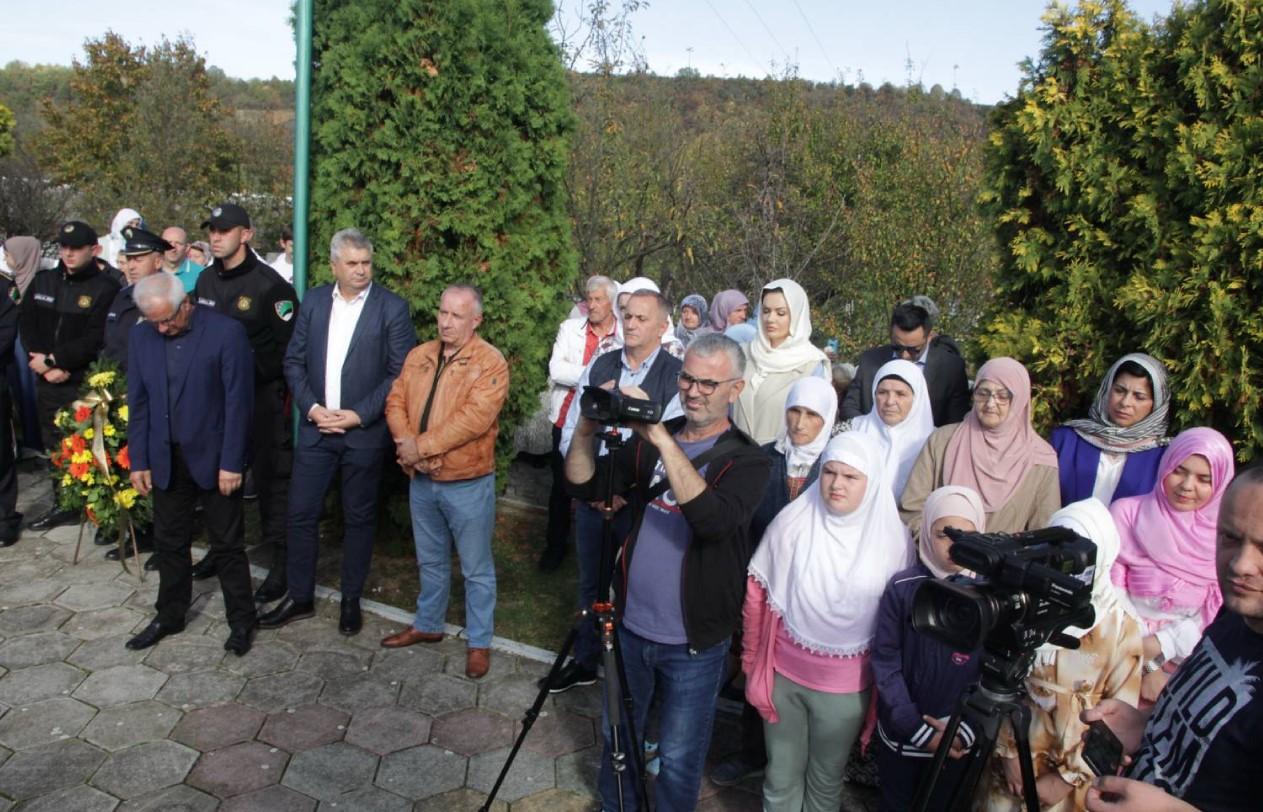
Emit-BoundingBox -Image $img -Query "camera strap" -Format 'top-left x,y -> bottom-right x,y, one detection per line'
643,437 -> 743,503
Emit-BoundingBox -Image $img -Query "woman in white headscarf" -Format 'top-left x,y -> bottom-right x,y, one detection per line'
987,499 -> 1143,812
743,432 -> 911,812
616,276 -> 684,358
100,208 -> 144,266
733,278 -> 829,445
851,359 -> 935,500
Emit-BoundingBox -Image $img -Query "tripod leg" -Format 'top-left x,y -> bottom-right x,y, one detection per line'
605,620 -> 650,811
910,689 -> 969,812
1008,704 -> 1042,812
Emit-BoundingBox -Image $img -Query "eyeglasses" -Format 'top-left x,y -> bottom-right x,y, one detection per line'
893,342 -> 926,358
972,387 -> 1013,405
677,372 -> 741,396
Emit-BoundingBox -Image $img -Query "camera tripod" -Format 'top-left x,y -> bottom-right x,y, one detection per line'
910,650 -> 1046,812
480,431 -> 650,812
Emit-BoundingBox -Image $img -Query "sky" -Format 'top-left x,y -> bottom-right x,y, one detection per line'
2,0 -> 1178,105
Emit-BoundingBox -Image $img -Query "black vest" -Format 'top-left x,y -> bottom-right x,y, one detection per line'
588,347 -> 682,416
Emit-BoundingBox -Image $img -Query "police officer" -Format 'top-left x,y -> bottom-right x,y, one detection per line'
20,221 -> 122,531
103,226 -> 171,370
193,203 -> 297,601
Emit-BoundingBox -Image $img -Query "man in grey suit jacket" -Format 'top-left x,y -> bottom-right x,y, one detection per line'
259,228 -> 416,635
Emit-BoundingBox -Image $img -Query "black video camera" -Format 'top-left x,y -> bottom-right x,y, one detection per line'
579,385 -> 662,426
912,526 -> 1096,688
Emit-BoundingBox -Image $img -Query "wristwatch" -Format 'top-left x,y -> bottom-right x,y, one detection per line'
1143,652 -> 1166,674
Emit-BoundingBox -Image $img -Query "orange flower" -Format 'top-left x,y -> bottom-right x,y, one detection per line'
85,506 -> 98,526
70,434 -> 87,454
74,406 -> 92,423
69,462 -> 89,479
116,445 -> 131,471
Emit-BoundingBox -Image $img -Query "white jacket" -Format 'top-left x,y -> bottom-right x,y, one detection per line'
546,316 -> 622,423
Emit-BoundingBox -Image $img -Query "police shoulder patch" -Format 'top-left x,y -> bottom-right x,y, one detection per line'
236,296 -> 252,311
274,300 -> 295,322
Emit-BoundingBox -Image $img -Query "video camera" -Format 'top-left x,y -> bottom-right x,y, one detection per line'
912,526 -> 1096,688
579,385 -> 662,426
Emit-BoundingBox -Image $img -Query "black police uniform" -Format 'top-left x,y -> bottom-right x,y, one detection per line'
18,262 -> 121,447
194,249 -> 298,584
102,287 -> 142,371
0,276 -> 21,542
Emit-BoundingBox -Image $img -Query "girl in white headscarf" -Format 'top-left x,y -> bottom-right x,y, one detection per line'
987,499 -> 1143,812
743,432 -> 911,812
101,208 -> 144,266
851,359 -> 935,500
733,278 -> 829,445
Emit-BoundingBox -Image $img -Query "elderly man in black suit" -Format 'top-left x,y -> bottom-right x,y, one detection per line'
258,228 -> 416,635
840,299 -> 970,427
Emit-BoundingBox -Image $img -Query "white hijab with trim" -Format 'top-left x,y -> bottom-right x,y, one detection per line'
851,359 -> 935,499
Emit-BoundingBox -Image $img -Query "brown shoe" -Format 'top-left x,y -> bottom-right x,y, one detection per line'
466,647 -> 491,679
380,627 -> 445,648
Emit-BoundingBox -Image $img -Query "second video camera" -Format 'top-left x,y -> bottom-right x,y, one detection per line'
579,385 -> 662,426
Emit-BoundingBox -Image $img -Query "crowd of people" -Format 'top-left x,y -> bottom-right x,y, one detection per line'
1,220 -> 1260,810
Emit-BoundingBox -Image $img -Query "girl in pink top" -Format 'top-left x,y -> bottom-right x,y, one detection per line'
1110,426 -> 1234,704
743,432 -> 910,811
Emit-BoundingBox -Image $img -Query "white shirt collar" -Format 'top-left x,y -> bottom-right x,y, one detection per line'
332,282 -> 372,304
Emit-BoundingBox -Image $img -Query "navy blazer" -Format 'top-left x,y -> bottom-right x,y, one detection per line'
127,307 -> 254,491
283,283 -> 416,450
1050,426 -> 1164,506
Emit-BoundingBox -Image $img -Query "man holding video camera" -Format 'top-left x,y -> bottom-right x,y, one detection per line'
565,331 -> 770,812
1080,466 -> 1263,812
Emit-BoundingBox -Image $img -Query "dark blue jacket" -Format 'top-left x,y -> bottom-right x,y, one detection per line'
872,564 -> 981,756
1050,426 -> 1164,506
283,283 -> 416,450
127,307 -> 254,491
750,441 -> 823,547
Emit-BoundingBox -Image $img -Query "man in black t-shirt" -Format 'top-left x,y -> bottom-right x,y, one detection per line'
1082,466 -> 1263,812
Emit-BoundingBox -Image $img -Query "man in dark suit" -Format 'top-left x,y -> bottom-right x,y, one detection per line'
259,228 -> 416,635
840,299 -> 970,427
123,272 -> 257,655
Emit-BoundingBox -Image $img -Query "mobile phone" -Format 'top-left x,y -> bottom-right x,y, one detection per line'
1082,719 -> 1124,777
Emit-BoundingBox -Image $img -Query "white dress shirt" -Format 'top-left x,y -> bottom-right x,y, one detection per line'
323,283 -> 371,410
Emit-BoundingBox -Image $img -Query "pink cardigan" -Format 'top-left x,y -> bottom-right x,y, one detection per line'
741,576 -> 871,724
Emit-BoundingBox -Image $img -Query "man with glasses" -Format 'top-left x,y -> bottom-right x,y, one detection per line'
841,298 -> 970,427
545,289 -> 682,694
160,226 -> 204,293
123,272 -> 257,656
565,331 -> 771,812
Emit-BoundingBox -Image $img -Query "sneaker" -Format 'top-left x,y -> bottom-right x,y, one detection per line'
538,660 -> 598,693
710,753 -> 765,787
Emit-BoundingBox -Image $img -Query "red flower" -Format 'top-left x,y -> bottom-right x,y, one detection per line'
70,435 -> 87,454
116,446 -> 131,471
85,506 -> 98,526
74,406 -> 92,423
69,462 -> 89,479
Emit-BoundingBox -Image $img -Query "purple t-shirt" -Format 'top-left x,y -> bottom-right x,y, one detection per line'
622,434 -> 720,645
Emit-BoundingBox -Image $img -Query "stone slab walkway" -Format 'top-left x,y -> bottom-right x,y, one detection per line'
0,467 -> 878,810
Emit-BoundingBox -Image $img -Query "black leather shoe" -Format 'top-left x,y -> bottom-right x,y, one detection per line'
126,620 -> 184,650
143,554 -> 158,572
339,599 -> 362,636
105,536 -> 155,560
190,556 -> 217,580
253,571 -> 287,604
258,597 -> 315,629
94,526 -> 113,546
224,624 -> 255,656
27,508 -> 77,532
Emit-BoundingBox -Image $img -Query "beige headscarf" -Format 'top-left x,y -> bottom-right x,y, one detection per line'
2,237 -> 42,297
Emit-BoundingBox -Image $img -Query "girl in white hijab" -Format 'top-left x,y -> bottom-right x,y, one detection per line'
743,432 -> 911,811
851,359 -> 935,500
988,499 -> 1143,812
102,208 -> 144,266
734,278 -> 829,444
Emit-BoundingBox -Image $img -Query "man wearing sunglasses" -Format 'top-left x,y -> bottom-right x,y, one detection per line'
565,331 -> 772,812
840,298 -> 970,427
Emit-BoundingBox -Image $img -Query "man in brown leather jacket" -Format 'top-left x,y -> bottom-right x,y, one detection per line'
380,284 -> 509,679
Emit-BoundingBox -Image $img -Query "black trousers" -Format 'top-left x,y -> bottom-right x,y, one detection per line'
34,377 -> 78,453
251,378 -> 293,555
0,378 -> 20,537
153,446 -> 256,630
542,424 -> 571,555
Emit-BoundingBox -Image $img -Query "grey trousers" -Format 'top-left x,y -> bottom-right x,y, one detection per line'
762,673 -> 870,812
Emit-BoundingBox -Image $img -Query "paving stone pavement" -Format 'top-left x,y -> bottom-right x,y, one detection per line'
1,467 -> 880,810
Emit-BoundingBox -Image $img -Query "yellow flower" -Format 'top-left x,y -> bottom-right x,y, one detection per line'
88,371 -> 116,388
54,410 -> 70,429
118,405 -> 129,424
83,472 -> 95,485
71,450 -> 93,465
115,489 -> 138,509
61,474 -> 73,487
103,423 -> 116,437
83,427 -> 95,440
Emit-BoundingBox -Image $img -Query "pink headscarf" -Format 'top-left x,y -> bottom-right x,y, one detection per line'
708,289 -> 749,331
1110,427 -> 1234,626
942,358 -> 1057,512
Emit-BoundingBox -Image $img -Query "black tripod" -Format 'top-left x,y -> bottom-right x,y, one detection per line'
910,651 -> 1043,812
481,431 -> 650,812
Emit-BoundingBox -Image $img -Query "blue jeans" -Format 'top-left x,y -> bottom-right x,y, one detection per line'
574,501 -> 632,668
408,474 -> 497,648
599,625 -> 729,812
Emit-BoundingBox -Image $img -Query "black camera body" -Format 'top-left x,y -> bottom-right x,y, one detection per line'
579,385 -> 662,425
912,526 -> 1096,689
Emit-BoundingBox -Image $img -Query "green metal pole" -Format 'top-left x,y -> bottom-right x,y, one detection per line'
293,0 -> 313,301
